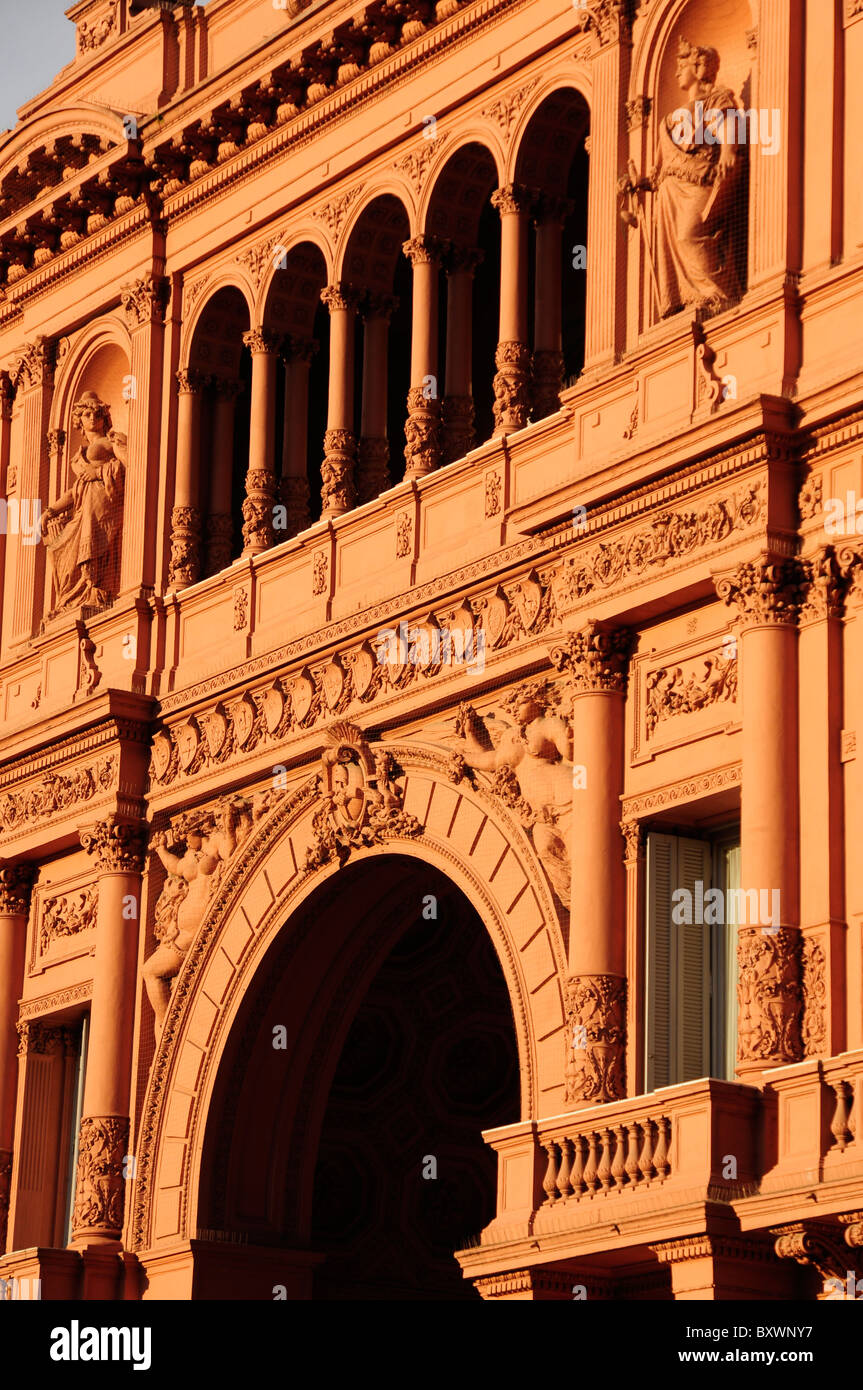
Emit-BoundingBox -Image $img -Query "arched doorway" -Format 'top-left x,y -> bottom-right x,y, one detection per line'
194,857 -> 519,1299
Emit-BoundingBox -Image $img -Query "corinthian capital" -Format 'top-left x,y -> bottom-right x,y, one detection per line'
175,367 -> 209,395
120,273 -> 170,329
550,621 -> 634,694
401,235 -> 449,267
715,556 -> 807,628
0,862 -> 36,916
490,184 -> 535,218
573,0 -> 633,48
320,282 -> 362,314
242,327 -> 282,355
80,817 -> 147,873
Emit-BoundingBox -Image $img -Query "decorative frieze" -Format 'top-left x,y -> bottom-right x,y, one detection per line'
564,974 -> 626,1104
39,883 -> 98,950
0,756 -> 115,836
149,572 -> 559,788
556,482 -> 763,607
644,648 -> 737,736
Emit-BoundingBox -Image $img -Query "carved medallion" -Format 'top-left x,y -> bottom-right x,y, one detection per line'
322,656 -> 346,710
261,683 -> 284,735
231,692 -> 257,748
481,586 -> 510,647
351,642 -> 376,699
151,732 -> 173,782
204,704 -> 229,758
512,571 -> 542,631
176,718 -> 201,772
293,668 -> 315,723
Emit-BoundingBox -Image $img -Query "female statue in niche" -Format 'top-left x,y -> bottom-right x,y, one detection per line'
40,391 -> 125,616
630,38 -> 746,319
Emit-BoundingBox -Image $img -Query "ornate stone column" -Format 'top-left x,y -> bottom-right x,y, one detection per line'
320,283 -> 361,519
491,185 -> 533,434
206,377 -> 242,575
716,556 -> 806,1076
169,368 -> 207,589
402,235 -> 446,479
358,295 -> 396,503
551,622 -> 633,1104
442,246 -> 482,463
280,336 -> 317,536
72,818 -> 146,1245
0,864 -> 35,1252
533,197 -> 570,419
241,328 -> 281,555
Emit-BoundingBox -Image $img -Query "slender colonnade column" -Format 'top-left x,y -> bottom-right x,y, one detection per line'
357,294 -> 397,503
491,184 -> 533,435
241,328 -> 281,555
533,196 -> 570,419
402,235 -> 446,480
442,246 -> 482,463
280,336 -> 316,537
320,283 -> 361,519
169,368 -> 207,588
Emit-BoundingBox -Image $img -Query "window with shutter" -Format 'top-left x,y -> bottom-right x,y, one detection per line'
645,830 -> 739,1091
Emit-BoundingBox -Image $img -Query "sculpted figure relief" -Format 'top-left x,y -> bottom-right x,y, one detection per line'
41,392 -> 126,616
143,800 -> 251,1036
452,688 -> 573,906
627,38 -> 745,319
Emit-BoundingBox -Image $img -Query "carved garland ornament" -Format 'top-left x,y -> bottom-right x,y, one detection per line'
737,927 -> 802,1065
40,884 -> 98,950
556,482 -> 763,605
645,649 -> 737,736
71,1115 -> 129,1238
564,974 -> 626,1104
0,756 -> 115,835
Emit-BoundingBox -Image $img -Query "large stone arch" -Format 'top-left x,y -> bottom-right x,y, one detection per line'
129,745 -> 568,1258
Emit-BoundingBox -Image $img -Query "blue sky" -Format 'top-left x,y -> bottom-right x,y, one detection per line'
0,2 -> 76,134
